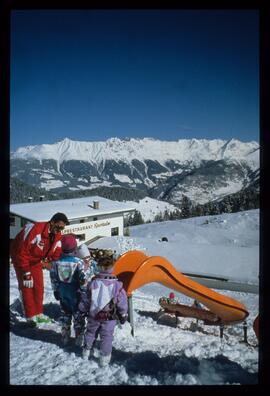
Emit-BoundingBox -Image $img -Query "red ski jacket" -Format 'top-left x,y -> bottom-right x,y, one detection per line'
10,221 -> 62,273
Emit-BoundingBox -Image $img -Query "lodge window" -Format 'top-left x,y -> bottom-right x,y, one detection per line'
111,227 -> 119,236
10,215 -> 16,226
93,217 -> 98,221
20,218 -> 29,227
69,219 -> 78,225
77,234 -> 86,241
80,219 -> 85,223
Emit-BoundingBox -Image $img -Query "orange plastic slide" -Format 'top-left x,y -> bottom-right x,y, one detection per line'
113,250 -> 249,324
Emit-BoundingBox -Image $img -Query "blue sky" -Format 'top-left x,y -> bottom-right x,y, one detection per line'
10,9 -> 259,151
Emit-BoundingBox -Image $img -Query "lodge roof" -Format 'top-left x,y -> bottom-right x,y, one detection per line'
10,195 -> 135,222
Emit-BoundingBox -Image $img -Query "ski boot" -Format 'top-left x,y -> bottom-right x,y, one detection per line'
61,325 -> 71,346
99,353 -> 111,367
82,347 -> 91,360
75,332 -> 84,347
35,314 -> 53,324
25,314 -> 52,327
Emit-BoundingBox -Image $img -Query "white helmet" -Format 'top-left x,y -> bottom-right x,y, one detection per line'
76,243 -> 90,259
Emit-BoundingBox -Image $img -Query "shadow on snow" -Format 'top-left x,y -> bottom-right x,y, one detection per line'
10,299 -> 257,385
111,349 -> 258,385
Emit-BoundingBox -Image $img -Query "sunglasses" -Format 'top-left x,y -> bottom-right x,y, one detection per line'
54,225 -> 65,232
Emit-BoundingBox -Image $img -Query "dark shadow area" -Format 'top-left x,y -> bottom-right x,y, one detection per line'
10,298 -> 84,356
11,318 -> 62,346
137,309 -> 159,321
10,301 -> 257,384
10,298 -> 24,316
156,313 -> 179,328
111,349 -> 258,385
138,309 -> 211,332
137,309 -> 252,347
10,298 -> 62,321
43,301 -> 62,321
10,313 -> 83,357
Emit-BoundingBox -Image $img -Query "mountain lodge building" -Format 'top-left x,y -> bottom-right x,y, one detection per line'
10,195 -> 135,245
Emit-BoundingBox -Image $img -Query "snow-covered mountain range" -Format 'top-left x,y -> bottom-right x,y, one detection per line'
11,137 -> 259,205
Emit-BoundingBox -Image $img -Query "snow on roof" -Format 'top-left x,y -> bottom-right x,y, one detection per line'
10,196 -> 135,222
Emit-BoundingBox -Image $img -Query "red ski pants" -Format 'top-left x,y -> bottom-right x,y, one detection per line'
14,263 -> 44,318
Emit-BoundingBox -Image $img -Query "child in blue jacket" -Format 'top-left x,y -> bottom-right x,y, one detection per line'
50,234 -> 88,346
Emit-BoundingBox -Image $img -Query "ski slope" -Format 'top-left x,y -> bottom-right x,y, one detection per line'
10,210 -> 259,385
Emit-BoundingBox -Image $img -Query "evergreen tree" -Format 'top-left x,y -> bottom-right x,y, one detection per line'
124,227 -> 130,236
153,211 -> 164,222
163,209 -> 170,221
180,195 -> 191,218
127,209 -> 144,226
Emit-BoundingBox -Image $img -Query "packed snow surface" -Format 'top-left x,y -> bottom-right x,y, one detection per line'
10,210 -> 259,385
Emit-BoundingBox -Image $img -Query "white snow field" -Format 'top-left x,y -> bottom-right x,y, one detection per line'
10,209 -> 259,385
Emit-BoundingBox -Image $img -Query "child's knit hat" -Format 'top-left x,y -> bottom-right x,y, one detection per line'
169,292 -> 175,300
97,255 -> 115,269
61,234 -> 77,253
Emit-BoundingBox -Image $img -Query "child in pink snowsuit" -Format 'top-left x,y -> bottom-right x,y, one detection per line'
78,255 -> 128,367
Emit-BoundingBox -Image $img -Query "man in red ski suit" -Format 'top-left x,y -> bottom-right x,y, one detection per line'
10,212 -> 69,323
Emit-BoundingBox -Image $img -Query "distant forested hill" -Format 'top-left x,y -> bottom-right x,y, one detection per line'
10,177 -> 259,225
10,177 -> 146,204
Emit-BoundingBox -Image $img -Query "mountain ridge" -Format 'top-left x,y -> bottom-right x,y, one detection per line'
11,137 -> 259,167
11,137 -> 259,205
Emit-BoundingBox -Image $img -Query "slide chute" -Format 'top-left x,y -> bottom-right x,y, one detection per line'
113,250 -> 249,324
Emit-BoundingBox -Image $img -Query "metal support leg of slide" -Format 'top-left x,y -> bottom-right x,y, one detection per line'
243,320 -> 248,344
220,324 -> 224,340
128,296 -> 134,337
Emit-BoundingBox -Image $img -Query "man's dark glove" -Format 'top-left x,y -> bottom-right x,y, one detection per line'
54,290 -> 60,301
42,259 -> 52,270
